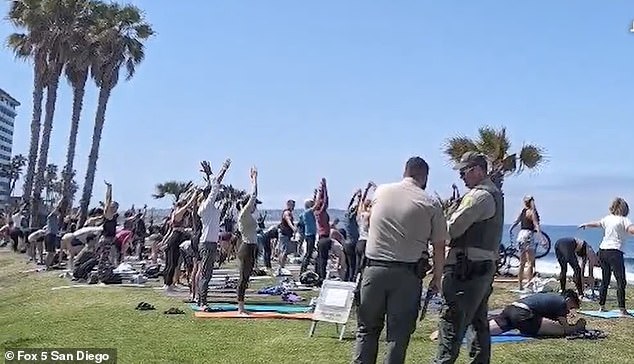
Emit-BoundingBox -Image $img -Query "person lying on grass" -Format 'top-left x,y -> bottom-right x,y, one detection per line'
432,290 -> 585,340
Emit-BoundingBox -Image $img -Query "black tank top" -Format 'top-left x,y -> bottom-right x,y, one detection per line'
103,214 -> 118,237
519,209 -> 535,231
279,209 -> 294,237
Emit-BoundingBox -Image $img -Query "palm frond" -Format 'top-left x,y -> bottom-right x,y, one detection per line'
443,136 -> 478,162
477,126 -> 509,161
518,144 -> 546,172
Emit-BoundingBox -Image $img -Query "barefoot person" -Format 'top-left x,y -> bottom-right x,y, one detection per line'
197,159 -> 231,308
554,237 -> 599,298
236,166 -> 261,314
343,189 -> 361,282
163,189 -> 198,291
579,197 -> 634,316
491,290 -> 585,337
277,199 -> 296,275
355,181 -> 375,277
96,181 -> 119,282
509,195 -> 545,291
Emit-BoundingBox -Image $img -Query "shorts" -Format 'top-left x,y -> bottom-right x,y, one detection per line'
44,233 -> 58,253
278,234 -> 292,255
493,305 -> 542,336
517,229 -> 537,253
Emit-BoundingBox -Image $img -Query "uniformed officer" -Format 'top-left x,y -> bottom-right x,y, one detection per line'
433,152 -> 504,364
353,157 -> 448,364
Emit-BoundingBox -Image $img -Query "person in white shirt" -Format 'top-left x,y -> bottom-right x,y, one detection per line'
236,166 -> 261,314
197,159 -> 231,308
579,197 -> 634,316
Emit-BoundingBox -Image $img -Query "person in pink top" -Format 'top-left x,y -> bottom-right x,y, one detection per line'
315,178 -> 331,283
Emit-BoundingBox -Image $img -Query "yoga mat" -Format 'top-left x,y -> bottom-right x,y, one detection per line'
578,310 -> 631,319
188,303 -> 312,313
462,331 -> 532,345
51,283 -> 149,290
194,311 -> 313,320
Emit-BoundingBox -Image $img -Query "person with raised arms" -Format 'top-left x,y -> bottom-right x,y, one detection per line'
162,187 -> 199,291
197,159 -> 231,308
236,166 -> 261,314
96,181 -> 119,282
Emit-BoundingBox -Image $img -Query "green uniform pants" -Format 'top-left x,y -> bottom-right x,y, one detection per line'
433,261 -> 495,364
353,264 -> 422,364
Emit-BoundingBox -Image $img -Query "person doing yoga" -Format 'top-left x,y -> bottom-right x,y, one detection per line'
236,166 -> 261,315
554,237 -> 599,298
579,197 -> 634,316
489,290 -> 585,337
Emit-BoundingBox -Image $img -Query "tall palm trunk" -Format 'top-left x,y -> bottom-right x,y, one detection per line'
31,62 -> 63,227
60,68 -> 88,217
79,81 -> 112,225
22,52 -> 46,219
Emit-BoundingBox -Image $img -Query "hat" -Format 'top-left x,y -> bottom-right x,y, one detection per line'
453,151 -> 488,170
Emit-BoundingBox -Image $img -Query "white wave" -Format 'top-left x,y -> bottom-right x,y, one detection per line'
534,259 -> 634,284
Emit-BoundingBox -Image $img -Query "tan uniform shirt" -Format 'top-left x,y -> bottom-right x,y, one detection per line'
446,182 -> 497,264
365,178 -> 449,263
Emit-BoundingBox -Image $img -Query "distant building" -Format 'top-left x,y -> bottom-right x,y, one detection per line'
0,88 -> 19,204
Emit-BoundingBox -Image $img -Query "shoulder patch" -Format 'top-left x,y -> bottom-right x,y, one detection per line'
458,195 -> 474,209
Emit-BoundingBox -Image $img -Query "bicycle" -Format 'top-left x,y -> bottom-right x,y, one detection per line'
497,231 -> 552,275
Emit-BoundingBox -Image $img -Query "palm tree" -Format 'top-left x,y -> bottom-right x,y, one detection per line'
6,0 -> 50,207
152,181 -> 193,204
60,1 -> 96,216
78,2 -> 154,225
0,154 -> 27,196
43,163 -> 58,207
443,126 -> 546,192
30,0 -> 94,226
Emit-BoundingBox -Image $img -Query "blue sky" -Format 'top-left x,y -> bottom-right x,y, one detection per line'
1,0 -> 634,225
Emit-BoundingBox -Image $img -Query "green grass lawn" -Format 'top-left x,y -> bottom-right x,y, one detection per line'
1,250 -> 633,364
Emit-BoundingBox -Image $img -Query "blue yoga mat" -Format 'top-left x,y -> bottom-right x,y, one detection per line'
189,303 -> 312,314
578,310 -> 628,319
462,331 -> 532,345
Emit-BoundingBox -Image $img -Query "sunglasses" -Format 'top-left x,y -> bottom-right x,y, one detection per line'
459,166 -> 476,177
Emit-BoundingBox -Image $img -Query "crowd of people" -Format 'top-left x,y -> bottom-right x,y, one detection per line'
1,151 -> 632,363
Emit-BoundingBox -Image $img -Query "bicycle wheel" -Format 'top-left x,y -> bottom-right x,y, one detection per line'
507,253 -> 521,269
534,231 -> 552,259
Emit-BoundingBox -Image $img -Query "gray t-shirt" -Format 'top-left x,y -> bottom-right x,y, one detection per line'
365,178 -> 449,263
46,212 -> 59,235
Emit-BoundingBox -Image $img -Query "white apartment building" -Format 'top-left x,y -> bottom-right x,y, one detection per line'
0,88 -> 20,203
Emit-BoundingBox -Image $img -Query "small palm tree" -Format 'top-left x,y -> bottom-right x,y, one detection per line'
78,2 -> 154,225
443,126 -> 546,192
152,181 -> 193,204
0,154 -> 27,196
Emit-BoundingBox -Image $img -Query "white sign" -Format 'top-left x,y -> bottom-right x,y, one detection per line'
312,280 -> 356,324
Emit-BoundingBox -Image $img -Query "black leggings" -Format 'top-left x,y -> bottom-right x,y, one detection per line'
555,238 -> 583,296
316,236 -> 332,281
163,230 -> 186,286
237,244 -> 257,301
356,239 -> 367,276
258,234 -> 273,269
343,238 -> 357,282
598,249 -> 627,308
300,235 -> 316,274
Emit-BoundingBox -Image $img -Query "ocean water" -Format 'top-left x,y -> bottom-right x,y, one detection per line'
263,220 -> 634,283
506,224 -> 634,284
